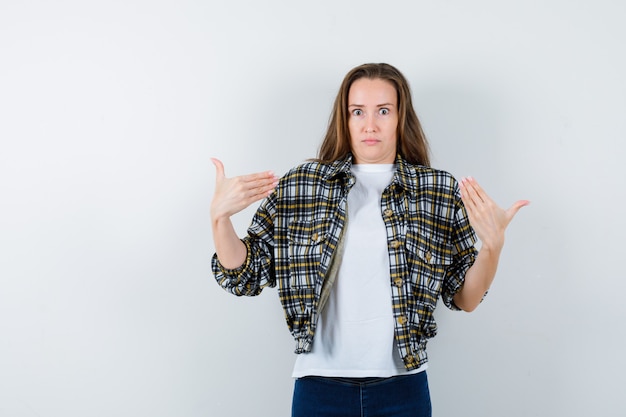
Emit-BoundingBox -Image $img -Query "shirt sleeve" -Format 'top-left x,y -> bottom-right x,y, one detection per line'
211,193 -> 277,297
440,183 -> 479,310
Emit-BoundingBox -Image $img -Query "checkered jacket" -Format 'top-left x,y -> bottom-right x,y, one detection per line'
212,154 -> 477,370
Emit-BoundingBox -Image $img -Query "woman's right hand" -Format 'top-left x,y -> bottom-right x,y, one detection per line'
210,158 -> 279,222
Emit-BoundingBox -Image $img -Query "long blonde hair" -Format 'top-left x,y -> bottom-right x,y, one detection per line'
317,63 -> 430,166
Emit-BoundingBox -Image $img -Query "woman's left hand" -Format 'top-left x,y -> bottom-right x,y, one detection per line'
459,177 -> 530,251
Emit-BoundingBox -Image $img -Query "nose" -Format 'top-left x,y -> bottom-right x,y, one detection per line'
364,114 -> 376,133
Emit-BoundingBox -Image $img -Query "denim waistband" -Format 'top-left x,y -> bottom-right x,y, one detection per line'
301,373 -> 419,386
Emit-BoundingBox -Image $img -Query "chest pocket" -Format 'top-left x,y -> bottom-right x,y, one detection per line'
406,229 -> 454,293
287,219 -> 330,289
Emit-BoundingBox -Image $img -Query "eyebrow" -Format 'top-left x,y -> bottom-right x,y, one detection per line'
348,103 -> 396,108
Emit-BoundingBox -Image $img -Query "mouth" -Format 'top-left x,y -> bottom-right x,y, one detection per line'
362,138 -> 380,145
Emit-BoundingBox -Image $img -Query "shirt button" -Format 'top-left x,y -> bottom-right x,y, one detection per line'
425,251 -> 432,262
404,354 -> 415,364
394,277 -> 403,287
397,315 -> 408,325
311,232 -> 319,242
383,209 -> 393,217
390,240 -> 403,249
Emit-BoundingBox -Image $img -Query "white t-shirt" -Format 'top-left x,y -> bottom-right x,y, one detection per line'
292,164 -> 426,378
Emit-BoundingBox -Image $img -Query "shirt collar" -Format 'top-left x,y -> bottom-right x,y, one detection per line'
324,154 -> 354,180
323,153 -> 421,196
393,154 -> 420,196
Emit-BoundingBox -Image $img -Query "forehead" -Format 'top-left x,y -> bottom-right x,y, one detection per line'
348,78 -> 397,105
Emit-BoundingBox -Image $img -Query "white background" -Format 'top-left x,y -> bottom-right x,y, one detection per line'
1,1 -> 624,416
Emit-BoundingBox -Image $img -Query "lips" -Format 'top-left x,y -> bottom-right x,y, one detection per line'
363,138 -> 379,145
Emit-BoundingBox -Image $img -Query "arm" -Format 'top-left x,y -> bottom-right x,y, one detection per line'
210,158 -> 278,269
453,176 -> 529,312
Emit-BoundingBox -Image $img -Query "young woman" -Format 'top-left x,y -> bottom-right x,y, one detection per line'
210,63 -> 528,417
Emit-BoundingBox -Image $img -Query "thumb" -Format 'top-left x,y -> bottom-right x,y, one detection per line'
506,199 -> 530,221
210,157 -> 226,179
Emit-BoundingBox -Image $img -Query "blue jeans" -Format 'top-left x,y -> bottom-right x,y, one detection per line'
291,372 -> 432,417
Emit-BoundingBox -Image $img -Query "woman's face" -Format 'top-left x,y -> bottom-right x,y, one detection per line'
347,77 -> 399,164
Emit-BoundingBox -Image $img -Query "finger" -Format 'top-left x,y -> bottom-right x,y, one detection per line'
252,177 -> 279,198
506,199 -> 531,220
211,158 -> 225,179
235,174 -> 278,200
241,170 -> 278,185
459,177 -> 481,208
242,184 -> 276,206
465,177 -> 491,204
236,177 -> 279,203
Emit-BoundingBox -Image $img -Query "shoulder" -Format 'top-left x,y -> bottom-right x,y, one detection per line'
417,165 -> 458,185
281,160 -> 343,182
397,159 -> 459,193
284,160 -> 327,175
273,160 -> 343,205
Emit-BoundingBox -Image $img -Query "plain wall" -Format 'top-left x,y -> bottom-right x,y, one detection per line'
1,0 -> 624,416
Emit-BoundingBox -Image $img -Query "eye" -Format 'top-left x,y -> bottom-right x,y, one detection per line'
351,109 -> 363,116
379,108 -> 390,115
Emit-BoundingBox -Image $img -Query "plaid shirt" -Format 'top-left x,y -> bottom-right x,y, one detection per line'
212,154 -> 477,371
